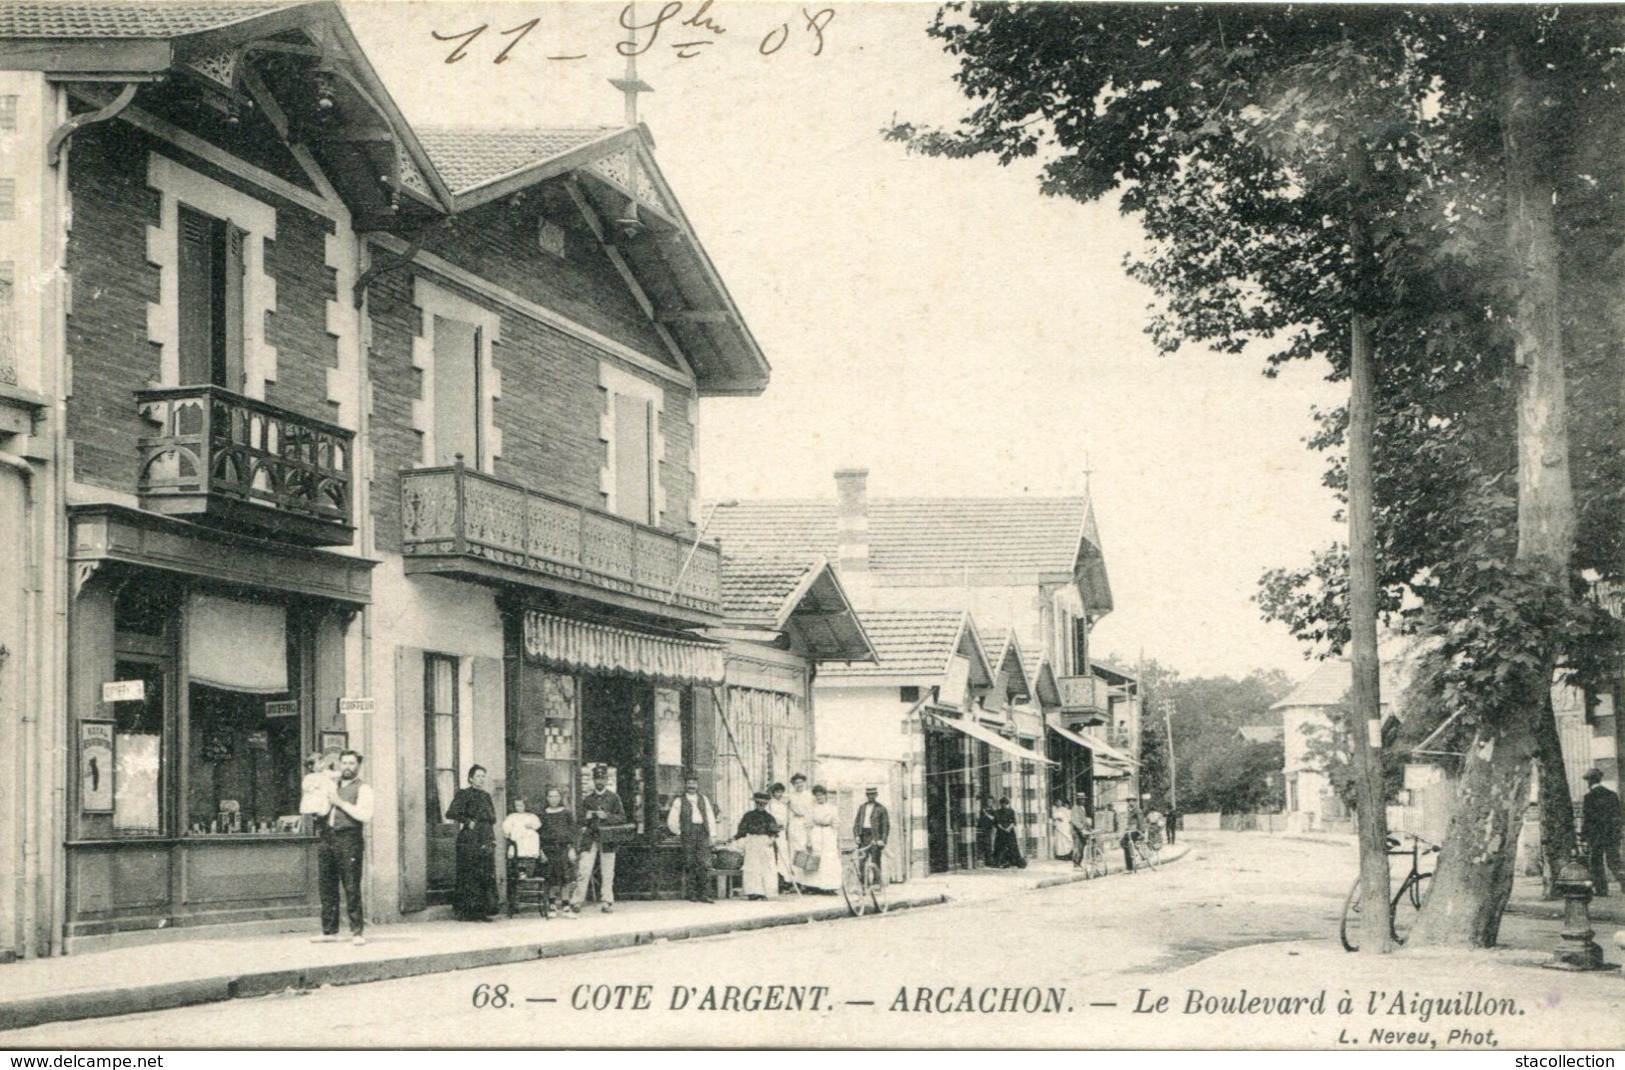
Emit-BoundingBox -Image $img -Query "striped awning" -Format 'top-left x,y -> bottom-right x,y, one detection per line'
523,611 -> 725,684
1047,714 -> 1137,776
928,709 -> 1056,766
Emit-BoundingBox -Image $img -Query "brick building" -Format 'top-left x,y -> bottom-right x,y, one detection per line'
0,0 -> 769,957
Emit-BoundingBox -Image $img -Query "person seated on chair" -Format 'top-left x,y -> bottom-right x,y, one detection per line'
502,797 -> 541,879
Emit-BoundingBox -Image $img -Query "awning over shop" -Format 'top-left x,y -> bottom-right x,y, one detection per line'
1047,713 -> 1137,776
523,610 -> 726,685
929,709 -> 1056,766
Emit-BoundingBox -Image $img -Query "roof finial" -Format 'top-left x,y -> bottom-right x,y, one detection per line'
1082,450 -> 1093,492
611,3 -> 655,127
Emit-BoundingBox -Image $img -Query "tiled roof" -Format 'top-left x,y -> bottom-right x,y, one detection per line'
0,2 -> 293,37
823,609 -> 966,678
710,497 -> 1095,576
718,556 -> 812,627
1272,659 -> 1406,710
415,126 -> 621,194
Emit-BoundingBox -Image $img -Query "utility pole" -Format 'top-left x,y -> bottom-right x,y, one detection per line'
1160,697 -> 1177,812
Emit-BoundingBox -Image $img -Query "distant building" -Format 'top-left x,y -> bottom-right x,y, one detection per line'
712,469 -> 1129,871
1272,660 -> 1403,834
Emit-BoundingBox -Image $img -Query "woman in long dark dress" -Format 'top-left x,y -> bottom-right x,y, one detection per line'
446,765 -> 498,921
537,787 -> 578,918
992,796 -> 1027,869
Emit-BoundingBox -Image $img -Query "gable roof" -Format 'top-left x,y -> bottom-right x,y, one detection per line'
0,2 -> 291,36
416,126 -> 621,195
1,1 -> 770,396
821,609 -> 990,682
709,496 -> 1111,613
717,556 -> 873,663
1025,653 -> 1062,708
1271,659 -> 1407,711
984,628 -> 1032,702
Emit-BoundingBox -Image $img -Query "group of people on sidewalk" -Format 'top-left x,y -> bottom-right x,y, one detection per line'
439,766 -> 892,919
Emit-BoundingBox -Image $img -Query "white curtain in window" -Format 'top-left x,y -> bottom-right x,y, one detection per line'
187,593 -> 288,693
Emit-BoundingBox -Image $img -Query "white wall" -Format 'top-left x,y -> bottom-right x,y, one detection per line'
813,685 -> 912,765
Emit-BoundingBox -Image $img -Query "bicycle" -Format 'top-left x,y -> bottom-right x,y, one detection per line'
840,844 -> 887,916
1075,831 -> 1109,879
1340,832 -> 1439,951
1128,830 -> 1160,872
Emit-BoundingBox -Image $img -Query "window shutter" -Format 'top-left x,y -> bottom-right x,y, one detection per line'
221,222 -> 245,392
176,208 -> 213,386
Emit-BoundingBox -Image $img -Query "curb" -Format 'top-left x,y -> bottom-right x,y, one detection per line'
0,893 -> 949,1033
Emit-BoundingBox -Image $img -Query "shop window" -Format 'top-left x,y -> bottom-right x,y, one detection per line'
109,659 -> 166,837
184,594 -> 300,834
177,205 -> 245,391
652,686 -> 688,808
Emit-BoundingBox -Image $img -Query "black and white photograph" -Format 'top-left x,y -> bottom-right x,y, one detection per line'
0,0 -> 1624,1053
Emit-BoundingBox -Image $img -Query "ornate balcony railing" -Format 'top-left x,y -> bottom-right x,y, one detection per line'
135,386 -> 354,546
1056,674 -> 1109,719
400,464 -> 721,618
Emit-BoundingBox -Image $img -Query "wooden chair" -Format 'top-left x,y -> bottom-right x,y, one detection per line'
506,843 -> 548,917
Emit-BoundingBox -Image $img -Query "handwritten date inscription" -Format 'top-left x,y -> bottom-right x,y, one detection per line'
431,3 -> 836,65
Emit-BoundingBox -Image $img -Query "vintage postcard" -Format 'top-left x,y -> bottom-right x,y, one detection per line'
0,0 -> 1623,1053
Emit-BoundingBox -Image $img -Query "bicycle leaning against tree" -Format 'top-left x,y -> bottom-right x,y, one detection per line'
1340,831 -> 1439,951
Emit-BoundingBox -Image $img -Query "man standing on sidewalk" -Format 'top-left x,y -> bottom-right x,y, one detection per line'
573,764 -> 629,914
666,773 -> 720,903
316,750 -> 374,945
1581,768 -> 1623,896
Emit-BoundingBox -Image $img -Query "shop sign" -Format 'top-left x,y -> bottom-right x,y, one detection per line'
80,720 -> 114,813
337,697 -> 374,719
264,700 -> 298,719
101,679 -> 146,703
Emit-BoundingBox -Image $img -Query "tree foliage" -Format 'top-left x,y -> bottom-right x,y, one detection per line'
893,4 -> 1625,946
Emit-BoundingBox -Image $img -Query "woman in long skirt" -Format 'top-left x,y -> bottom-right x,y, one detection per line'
766,782 -> 792,887
445,765 -> 497,921
799,785 -> 843,892
537,787 -> 578,918
734,791 -> 780,899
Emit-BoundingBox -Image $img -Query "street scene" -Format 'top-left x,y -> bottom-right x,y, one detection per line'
7,832 -> 1623,1049
0,0 -> 1624,1054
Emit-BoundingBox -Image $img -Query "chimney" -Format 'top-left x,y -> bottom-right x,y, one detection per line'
835,468 -> 869,579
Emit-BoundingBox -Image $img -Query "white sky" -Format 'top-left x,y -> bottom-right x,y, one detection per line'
345,1 -> 1347,678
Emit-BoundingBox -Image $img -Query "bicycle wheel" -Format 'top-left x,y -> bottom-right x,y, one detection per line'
1390,872 -> 1430,945
1340,877 -> 1364,952
1138,842 -> 1160,871
1088,840 -> 1108,879
840,855 -> 867,916
866,857 -> 888,914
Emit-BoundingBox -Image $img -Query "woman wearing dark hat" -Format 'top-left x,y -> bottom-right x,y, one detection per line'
734,791 -> 781,899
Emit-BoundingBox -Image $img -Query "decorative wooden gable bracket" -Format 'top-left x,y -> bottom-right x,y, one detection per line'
564,176 -> 696,380
48,82 -> 140,165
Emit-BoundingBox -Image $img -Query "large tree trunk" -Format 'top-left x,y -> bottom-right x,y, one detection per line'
1348,304 -> 1395,953
1535,692 -> 1577,896
1410,41 -> 1576,948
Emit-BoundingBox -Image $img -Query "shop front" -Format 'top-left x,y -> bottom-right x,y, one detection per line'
922,708 -> 1055,872
65,506 -> 370,947
506,607 -> 726,899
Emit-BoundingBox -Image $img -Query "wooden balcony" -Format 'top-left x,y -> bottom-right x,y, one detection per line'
1056,674 -> 1110,722
135,386 -> 354,547
400,464 -> 721,624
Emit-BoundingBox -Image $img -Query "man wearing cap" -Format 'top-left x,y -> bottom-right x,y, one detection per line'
665,773 -> 721,902
573,764 -> 628,913
1581,768 -> 1623,896
1070,793 -> 1094,869
734,791 -> 781,899
853,786 -> 890,879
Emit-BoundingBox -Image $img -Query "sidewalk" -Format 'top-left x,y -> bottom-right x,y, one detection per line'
1279,828 -> 1625,926
0,845 -> 1190,1033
